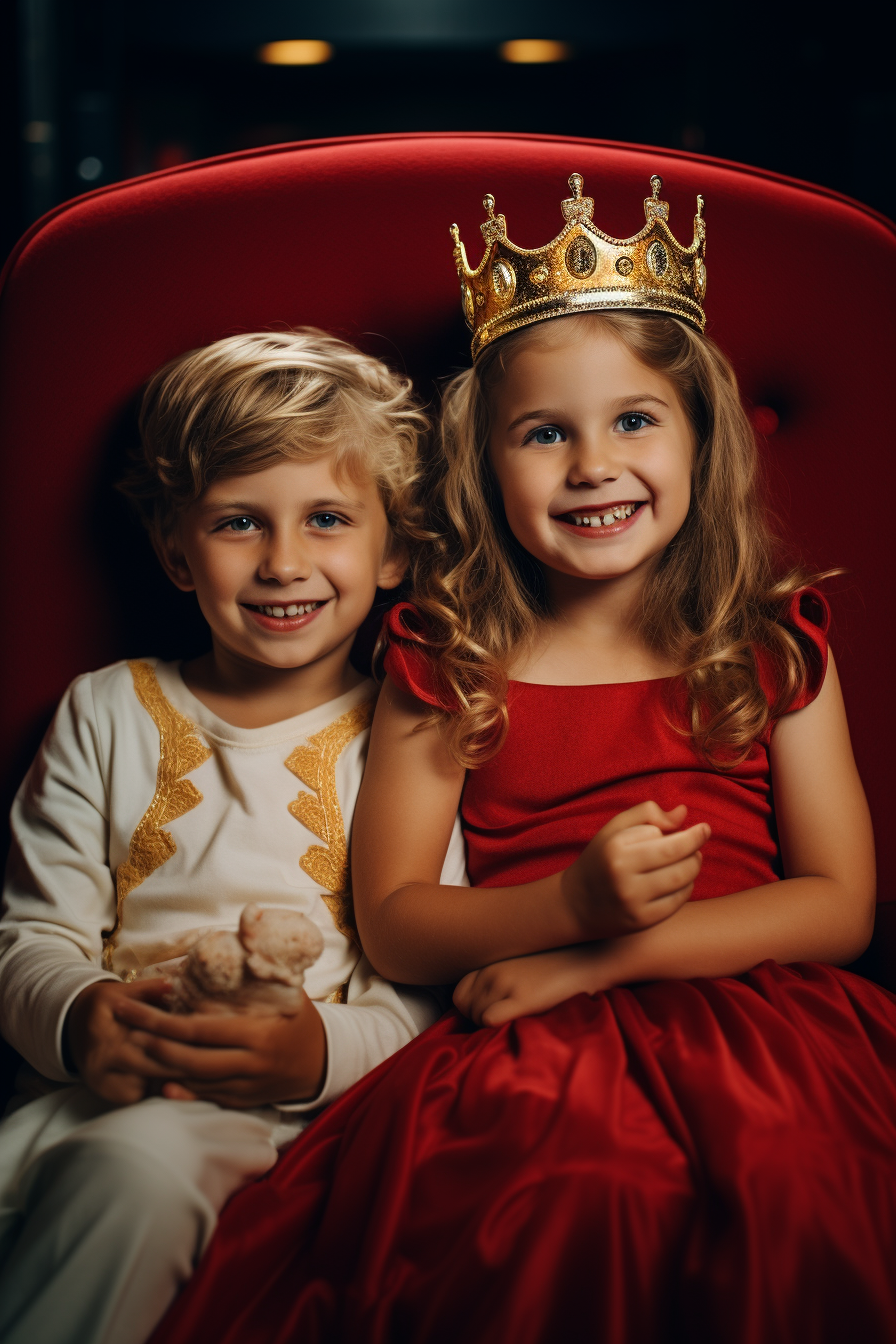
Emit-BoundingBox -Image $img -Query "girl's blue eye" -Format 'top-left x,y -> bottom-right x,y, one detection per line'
529,425 -> 565,446
309,513 -> 341,530
225,517 -> 257,532
618,413 -> 653,433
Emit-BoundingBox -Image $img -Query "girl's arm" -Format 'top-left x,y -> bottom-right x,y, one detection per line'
352,677 -> 708,984
456,650 -> 876,1025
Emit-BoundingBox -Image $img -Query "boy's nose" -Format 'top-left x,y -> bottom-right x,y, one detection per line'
257,532 -> 313,584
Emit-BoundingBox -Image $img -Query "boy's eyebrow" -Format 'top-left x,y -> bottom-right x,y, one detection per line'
504,394 -> 670,434
199,494 -> 367,513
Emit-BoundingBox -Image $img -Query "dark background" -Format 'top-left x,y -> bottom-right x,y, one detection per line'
3,0 -> 893,265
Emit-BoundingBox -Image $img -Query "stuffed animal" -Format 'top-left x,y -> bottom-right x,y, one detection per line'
166,904 -> 324,1016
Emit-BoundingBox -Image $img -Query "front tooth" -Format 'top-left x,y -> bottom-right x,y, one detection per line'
285,605 -> 298,616
613,507 -> 623,519
272,606 -> 285,617
602,512 -> 614,525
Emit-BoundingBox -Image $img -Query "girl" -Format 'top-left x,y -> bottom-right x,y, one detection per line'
151,177 -> 896,1344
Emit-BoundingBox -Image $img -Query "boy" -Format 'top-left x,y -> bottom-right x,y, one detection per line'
0,330 -> 465,1344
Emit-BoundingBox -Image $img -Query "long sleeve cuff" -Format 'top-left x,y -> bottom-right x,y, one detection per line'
0,942 -> 118,1081
277,984 -> 442,1114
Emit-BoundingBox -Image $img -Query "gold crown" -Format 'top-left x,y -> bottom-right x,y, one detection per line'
451,172 -> 707,358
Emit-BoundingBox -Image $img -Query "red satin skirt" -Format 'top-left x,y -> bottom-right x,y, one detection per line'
152,962 -> 896,1344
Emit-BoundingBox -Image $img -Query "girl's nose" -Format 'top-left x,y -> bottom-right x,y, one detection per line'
567,435 -> 621,488
257,531 -> 313,585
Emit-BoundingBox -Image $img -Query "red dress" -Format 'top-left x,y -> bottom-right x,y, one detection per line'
152,592 -> 896,1344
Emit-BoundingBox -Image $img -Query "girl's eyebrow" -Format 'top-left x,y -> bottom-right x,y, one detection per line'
505,394 -> 670,434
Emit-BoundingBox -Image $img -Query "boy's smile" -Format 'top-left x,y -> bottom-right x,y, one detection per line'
157,453 -> 404,721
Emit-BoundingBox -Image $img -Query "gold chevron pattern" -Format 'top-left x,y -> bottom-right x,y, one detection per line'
285,698 -> 374,945
104,661 -> 212,968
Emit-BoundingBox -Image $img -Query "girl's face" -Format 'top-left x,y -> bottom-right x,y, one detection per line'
488,325 -> 695,592
160,452 -> 404,674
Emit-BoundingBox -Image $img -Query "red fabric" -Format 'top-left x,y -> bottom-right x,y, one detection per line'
152,594 -> 896,1344
385,589 -> 829,896
153,968 -> 896,1344
0,133 -> 894,900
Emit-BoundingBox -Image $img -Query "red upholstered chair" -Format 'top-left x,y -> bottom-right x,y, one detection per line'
1,132 -> 894,1018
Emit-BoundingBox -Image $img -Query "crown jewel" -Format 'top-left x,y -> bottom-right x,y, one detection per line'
451,172 -> 707,358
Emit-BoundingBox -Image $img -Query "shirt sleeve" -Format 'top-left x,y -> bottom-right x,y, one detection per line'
279,812 -> 468,1114
0,675 -> 119,1081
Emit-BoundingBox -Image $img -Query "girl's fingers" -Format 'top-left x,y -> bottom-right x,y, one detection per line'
629,823 -> 711,873
637,853 -> 703,904
600,801 -> 687,839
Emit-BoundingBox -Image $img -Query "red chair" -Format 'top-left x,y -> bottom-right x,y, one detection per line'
1,131 -> 894,998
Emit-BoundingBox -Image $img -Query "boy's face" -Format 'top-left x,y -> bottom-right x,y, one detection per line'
160,453 -> 404,676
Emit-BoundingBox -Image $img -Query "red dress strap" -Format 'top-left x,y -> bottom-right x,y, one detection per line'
382,602 -> 458,712
756,586 -> 830,716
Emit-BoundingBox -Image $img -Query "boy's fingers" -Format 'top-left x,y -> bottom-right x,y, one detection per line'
138,1034 -> 252,1078
161,1082 -> 200,1102
116,1001 -> 256,1047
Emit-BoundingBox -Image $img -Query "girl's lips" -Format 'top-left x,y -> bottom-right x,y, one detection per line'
242,600 -> 329,632
552,502 -> 647,539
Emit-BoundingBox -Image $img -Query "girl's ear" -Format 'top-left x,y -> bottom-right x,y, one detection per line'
377,539 -> 409,591
152,533 -> 196,593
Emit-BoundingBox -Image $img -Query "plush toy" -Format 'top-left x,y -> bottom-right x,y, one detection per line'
166,904 -> 324,1016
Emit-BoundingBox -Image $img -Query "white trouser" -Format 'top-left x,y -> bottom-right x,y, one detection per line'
0,1083 -> 291,1344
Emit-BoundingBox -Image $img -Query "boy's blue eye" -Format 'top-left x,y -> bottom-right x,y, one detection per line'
225,517 -> 257,532
309,513 -> 341,530
529,425 -> 565,445
618,413 -> 653,433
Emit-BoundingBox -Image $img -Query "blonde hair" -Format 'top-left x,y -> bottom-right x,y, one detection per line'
408,311 -> 822,768
118,328 -> 427,549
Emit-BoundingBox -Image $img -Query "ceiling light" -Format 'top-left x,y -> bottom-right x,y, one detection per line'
499,39 -> 571,63
258,40 -> 333,66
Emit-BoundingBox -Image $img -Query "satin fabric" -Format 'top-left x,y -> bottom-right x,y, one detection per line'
153,964 -> 896,1344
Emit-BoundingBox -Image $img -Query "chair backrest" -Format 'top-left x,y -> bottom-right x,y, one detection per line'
1,131 -> 894,901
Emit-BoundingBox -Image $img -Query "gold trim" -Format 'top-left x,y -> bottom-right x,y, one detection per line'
104,662 -> 212,969
285,698 -> 374,945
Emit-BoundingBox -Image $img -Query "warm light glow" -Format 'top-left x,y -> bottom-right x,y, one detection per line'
258,40 -> 333,66
499,39 -> 571,64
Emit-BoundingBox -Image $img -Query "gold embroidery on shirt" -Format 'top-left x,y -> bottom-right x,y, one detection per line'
285,698 -> 374,945
326,979 -> 351,1004
104,661 -> 212,968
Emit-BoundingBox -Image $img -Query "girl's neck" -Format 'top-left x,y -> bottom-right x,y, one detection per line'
181,638 -> 366,729
510,568 -> 679,686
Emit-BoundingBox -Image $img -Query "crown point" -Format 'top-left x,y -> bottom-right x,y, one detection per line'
696,194 -> 705,218
450,223 -> 460,243
650,175 -> 663,199
483,194 -> 496,219
568,173 -> 584,199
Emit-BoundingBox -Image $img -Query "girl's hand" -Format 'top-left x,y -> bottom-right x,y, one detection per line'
455,945 -> 611,1026
563,802 -> 710,939
113,992 -> 327,1108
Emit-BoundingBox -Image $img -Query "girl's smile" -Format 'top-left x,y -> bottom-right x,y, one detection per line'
488,325 -> 694,593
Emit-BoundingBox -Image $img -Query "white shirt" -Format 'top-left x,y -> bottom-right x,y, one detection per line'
0,659 -> 467,1111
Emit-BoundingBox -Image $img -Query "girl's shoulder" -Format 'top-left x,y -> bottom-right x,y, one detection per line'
756,586 -> 830,719
382,603 -> 459,712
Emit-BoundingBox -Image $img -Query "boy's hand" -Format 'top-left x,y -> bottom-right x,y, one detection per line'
65,979 -> 177,1105
113,992 -> 327,1108
563,802 -> 710,938
455,945 -> 610,1027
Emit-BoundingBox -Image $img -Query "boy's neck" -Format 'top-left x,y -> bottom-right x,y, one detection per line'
180,638 -> 367,729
